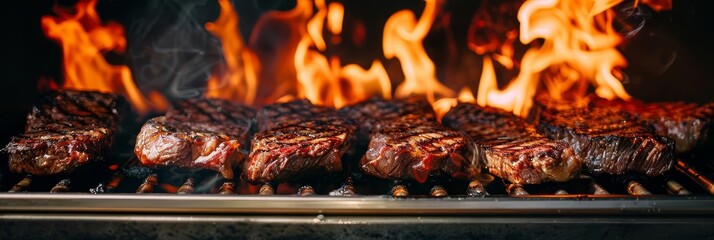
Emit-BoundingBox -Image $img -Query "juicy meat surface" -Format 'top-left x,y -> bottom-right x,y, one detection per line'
244,100 -> 355,184
360,115 -> 478,183
442,103 -> 582,184
593,98 -> 714,153
4,90 -> 118,175
134,98 -> 255,179
537,107 -> 675,176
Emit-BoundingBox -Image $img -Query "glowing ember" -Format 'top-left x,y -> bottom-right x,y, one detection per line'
41,0 -> 167,114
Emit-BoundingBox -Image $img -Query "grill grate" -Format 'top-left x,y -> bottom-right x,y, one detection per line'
2,156 -> 712,198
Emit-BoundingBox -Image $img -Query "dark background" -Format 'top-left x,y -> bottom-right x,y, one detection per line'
1,0 -> 713,146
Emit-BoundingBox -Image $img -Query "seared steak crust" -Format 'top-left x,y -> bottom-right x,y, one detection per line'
443,103 -> 581,184
340,96 -> 435,142
593,98 -> 714,153
256,99 -> 333,131
244,100 -> 355,184
134,98 -> 255,179
4,90 -> 118,175
538,107 -> 675,176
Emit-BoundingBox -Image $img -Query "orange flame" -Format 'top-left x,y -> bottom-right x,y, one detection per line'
635,0 -> 672,12
40,0 -> 167,114
474,0 -> 631,116
205,0 -> 260,104
384,0 -> 454,103
247,0 -> 313,105
327,2 -> 344,36
293,0 -> 391,108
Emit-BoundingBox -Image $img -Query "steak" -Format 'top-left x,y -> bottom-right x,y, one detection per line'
4,90 -> 118,175
360,115 -> 478,183
537,107 -> 675,176
592,98 -> 714,153
442,103 -> 582,184
243,100 -> 355,184
134,98 -> 255,180
345,98 -> 478,183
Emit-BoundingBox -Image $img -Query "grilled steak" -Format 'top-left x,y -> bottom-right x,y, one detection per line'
243,100 -> 355,184
533,95 -> 714,153
360,115 -> 478,183
344,97 -> 478,183
4,90 -> 118,175
442,103 -> 581,184
134,98 -> 255,179
592,98 -> 714,153
537,107 -> 675,176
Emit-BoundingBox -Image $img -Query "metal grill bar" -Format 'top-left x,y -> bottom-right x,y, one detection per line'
8,175 -> 32,193
136,174 -> 158,193
676,160 -> 714,194
297,185 -> 316,196
626,180 -> 652,195
218,182 -> 236,195
391,181 -> 409,197
50,179 -> 71,193
177,178 -> 195,194
259,183 -> 276,195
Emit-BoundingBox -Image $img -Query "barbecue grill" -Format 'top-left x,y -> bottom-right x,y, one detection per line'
3,0 -> 714,239
2,154 -> 714,239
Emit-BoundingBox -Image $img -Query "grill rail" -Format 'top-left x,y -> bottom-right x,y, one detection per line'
1,194 -> 714,215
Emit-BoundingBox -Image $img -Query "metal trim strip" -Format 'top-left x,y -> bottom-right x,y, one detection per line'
1,194 -> 713,215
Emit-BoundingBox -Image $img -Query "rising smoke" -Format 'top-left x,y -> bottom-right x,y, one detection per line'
126,0 -> 223,102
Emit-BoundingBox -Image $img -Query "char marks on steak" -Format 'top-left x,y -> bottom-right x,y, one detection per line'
339,96 -> 435,142
4,90 -> 119,175
442,103 -> 581,184
346,98 -> 478,183
244,100 -> 355,184
256,99 -> 334,131
593,98 -> 714,153
537,107 -> 675,176
134,98 -> 255,180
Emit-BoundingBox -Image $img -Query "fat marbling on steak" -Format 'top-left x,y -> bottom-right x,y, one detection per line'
442,103 -> 582,184
134,98 -> 255,180
4,90 -> 118,175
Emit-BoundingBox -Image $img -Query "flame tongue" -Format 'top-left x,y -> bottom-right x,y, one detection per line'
41,0 -> 167,114
293,0 -> 391,108
385,0 -> 454,103
474,0 -> 630,117
205,0 -> 260,104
